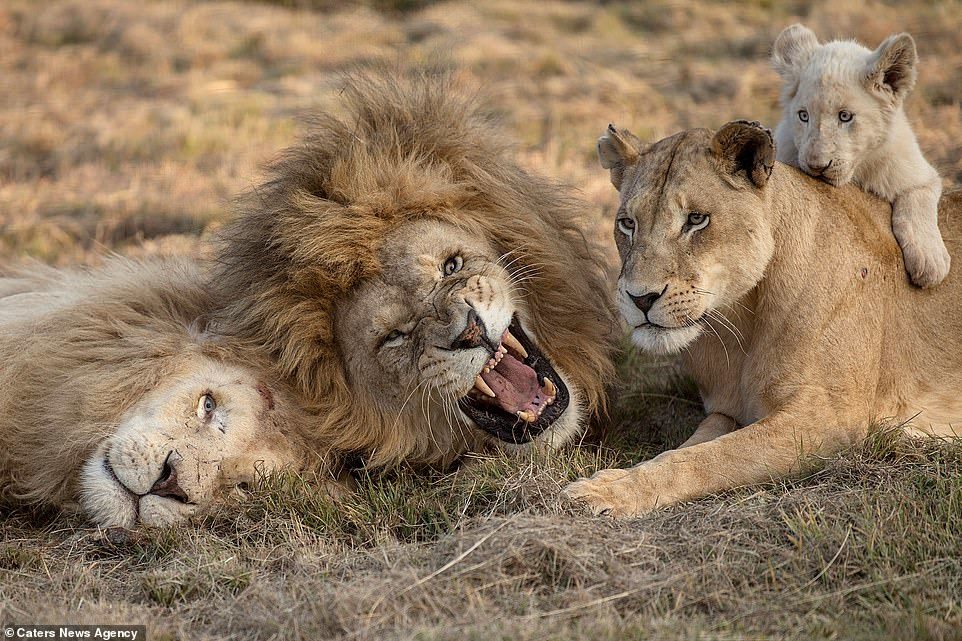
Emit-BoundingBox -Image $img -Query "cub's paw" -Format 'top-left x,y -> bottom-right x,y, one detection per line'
896,223 -> 951,288
564,468 -> 656,518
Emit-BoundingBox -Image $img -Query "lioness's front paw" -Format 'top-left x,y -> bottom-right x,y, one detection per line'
564,468 -> 660,518
896,225 -> 951,288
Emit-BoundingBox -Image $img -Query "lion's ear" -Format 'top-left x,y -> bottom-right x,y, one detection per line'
597,124 -> 644,191
771,24 -> 818,78
865,33 -> 917,101
710,120 -> 776,189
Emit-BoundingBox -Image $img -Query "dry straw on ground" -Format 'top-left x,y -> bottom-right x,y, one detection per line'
1,0 -> 961,638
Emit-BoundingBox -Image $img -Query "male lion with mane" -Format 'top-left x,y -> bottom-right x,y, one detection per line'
212,71 -> 617,467
566,119 -> 962,517
0,258 -> 315,527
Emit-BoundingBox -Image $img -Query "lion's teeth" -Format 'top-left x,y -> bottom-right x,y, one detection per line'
483,366 -> 490,374
542,376 -> 556,398
475,376 -> 496,398
517,410 -> 536,423
503,331 -> 528,359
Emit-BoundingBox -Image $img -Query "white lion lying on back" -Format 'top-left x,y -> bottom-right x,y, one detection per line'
772,24 -> 949,287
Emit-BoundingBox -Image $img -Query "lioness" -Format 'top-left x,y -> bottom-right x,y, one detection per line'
0,258 -> 313,527
566,120 -> 962,517
772,24 -> 949,288
211,71 -> 617,468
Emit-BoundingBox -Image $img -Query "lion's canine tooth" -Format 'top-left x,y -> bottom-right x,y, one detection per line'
503,331 -> 528,359
475,376 -> 496,398
517,410 -> 536,423
542,377 -> 556,398
483,366 -> 490,374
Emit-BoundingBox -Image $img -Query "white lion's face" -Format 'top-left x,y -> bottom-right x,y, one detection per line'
783,52 -> 889,186
336,219 -> 582,451
772,25 -> 917,186
79,358 -> 295,528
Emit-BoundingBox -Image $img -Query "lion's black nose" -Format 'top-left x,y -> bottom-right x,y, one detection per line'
627,290 -> 662,314
452,308 -> 488,350
149,452 -> 189,503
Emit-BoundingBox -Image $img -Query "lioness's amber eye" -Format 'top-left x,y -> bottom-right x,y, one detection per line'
798,109 -> 809,123
838,110 -> 853,123
443,255 -> 463,276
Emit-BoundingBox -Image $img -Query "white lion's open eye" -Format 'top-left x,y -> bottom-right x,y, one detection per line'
443,255 -> 463,276
838,110 -> 854,123
685,212 -> 710,232
798,109 -> 809,123
196,393 -> 216,421
617,217 -> 636,238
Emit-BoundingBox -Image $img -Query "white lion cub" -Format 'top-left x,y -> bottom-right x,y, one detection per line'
772,24 -> 949,287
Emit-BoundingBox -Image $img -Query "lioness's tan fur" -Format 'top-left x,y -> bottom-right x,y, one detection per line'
211,71 -> 617,466
568,120 -> 962,517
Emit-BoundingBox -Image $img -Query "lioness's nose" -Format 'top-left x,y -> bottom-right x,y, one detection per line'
149,451 -> 189,503
451,308 -> 488,350
627,289 -> 662,314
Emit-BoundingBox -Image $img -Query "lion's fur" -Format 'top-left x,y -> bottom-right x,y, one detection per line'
0,257 -> 311,515
568,120 -> 962,517
771,24 -> 949,287
211,70 -> 617,465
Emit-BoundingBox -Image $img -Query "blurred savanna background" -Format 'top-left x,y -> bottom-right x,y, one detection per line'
1,1 -> 961,639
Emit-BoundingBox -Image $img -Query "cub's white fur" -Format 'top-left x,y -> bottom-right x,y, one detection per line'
772,24 -> 949,287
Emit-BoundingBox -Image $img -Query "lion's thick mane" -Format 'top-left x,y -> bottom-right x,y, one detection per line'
212,70 -> 617,464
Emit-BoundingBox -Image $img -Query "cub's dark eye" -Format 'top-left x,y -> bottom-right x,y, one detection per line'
838,110 -> 854,123
798,109 -> 809,123
617,217 -> 636,236
381,329 -> 405,347
443,255 -> 463,276
686,212 -> 709,230
197,393 -> 216,420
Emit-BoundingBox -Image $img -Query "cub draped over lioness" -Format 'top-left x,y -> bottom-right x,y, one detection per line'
567,119 -> 962,517
211,71 -> 618,468
771,24 -> 949,287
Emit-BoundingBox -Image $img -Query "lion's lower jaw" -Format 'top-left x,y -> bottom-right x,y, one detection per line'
494,369 -> 587,454
78,455 -> 137,528
630,324 -> 704,356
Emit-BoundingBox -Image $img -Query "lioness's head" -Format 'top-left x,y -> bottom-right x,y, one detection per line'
772,24 -> 918,185
81,358 -> 297,527
213,71 -> 616,466
597,120 -> 776,354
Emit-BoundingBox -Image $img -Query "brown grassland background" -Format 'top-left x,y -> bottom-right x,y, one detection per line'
1,1 -> 962,639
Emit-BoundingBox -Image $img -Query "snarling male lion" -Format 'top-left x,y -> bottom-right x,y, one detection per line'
212,72 -> 617,467
566,120 -> 962,517
0,258 -> 311,527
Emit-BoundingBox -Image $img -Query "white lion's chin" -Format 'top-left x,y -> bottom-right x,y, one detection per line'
630,325 -> 703,355
79,455 -> 137,528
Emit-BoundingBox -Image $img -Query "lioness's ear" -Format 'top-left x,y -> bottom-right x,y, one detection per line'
865,33 -> 917,100
710,120 -> 776,189
771,24 -> 819,77
597,124 -> 644,191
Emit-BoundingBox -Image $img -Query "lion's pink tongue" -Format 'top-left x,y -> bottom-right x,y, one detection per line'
479,353 -> 541,415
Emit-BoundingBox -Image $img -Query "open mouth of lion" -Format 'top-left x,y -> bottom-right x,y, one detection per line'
458,316 -> 570,444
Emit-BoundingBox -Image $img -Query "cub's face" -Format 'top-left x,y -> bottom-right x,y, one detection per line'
80,358 -> 296,528
771,24 -> 919,185
336,219 -> 580,448
597,123 -> 777,354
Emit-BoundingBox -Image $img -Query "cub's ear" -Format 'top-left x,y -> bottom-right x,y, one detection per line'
771,24 -> 819,77
710,120 -> 776,189
597,124 -> 645,191
865,33 -> 917,100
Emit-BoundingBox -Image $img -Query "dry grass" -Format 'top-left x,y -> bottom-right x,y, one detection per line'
1,0 -> 961,638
